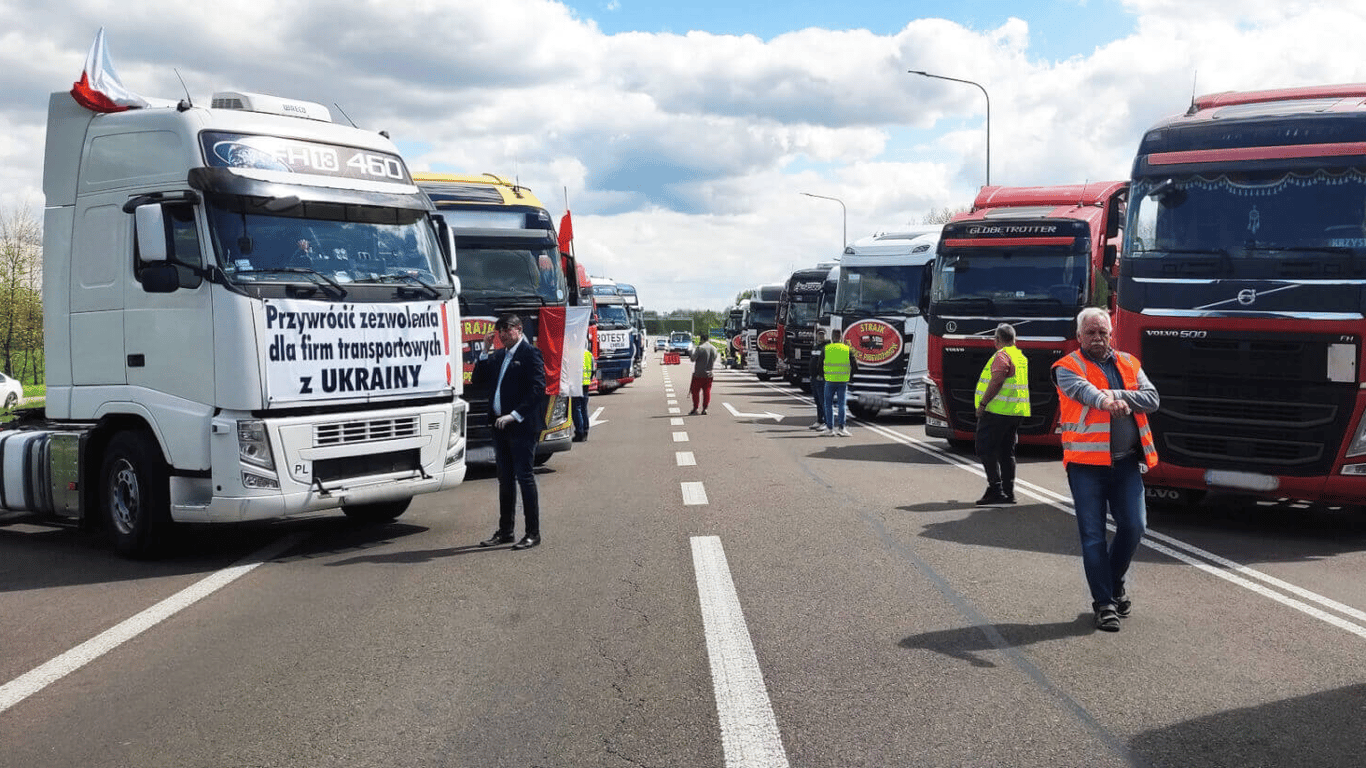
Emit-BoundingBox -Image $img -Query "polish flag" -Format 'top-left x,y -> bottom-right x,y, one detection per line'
557,211 -> 573,255
535,306 -> 592,398
70,29 -> 149,113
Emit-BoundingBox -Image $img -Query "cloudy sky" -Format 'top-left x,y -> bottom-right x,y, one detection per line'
2,0 -> 1363,311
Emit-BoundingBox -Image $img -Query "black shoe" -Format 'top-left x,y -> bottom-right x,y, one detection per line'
571,434 -> 584,442
701,409 -> 707,415
1095,605 -> 1121,632
1115,593 -> 1132,618
479,532 -> 515,547
975,488 -> 1010,506
1002,494 -> 1018,504
511,535 -> 541,551
688,409 -> 698,415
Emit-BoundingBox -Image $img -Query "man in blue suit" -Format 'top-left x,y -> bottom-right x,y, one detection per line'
472,314 -> 547,551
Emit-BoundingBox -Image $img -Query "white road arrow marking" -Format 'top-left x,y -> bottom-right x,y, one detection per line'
589,406 -> 608,427
722,402 -> 785,422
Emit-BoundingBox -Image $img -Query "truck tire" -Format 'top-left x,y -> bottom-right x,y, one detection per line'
100,431 -> 172,558
342,498 -> 411,523
533,453 -> 553,467
757,373 -> 771,382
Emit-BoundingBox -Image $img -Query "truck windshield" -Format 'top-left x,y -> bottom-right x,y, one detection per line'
836,265 -> 925,315
206,199 -> 448,287
1124,169 -> 1366,313
455,242 -> 566,303
747,305 -> 777,326
597,304 -> 630,328
786,301 -> 819,325
932,247 -> 1087,308
1130,170 -> 1366,259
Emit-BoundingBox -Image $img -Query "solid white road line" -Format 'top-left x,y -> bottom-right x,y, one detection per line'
0,533 -> 305,715
682,482 -> 709,505
753,379 -> 1366,639
673,432 -> 690,442
677,451 -> 697,466
690,536 -> 790,767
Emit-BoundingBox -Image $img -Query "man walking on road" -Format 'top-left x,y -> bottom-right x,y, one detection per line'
1052,307 -> 1160,632
974,323 -> 1030,505
688,333 -> 718,415
472,314 -> 547,551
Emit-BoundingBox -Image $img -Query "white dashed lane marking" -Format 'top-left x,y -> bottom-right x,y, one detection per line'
690,536 -> 790,767
681,482 -> 709,505
673,432 -> 690,442
676,451 -> 696,466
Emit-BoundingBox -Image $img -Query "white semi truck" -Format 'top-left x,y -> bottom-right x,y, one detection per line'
0,87 -> 467,556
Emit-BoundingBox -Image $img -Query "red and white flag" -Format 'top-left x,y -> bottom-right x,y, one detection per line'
70,28 -> 148,113
534,306 -> 592,398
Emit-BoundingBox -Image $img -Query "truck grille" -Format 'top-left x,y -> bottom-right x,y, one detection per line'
1141,333 -> 1355,475
314,416 -> 420,447
850,355 -> 910,399
943,347 -> 1066,436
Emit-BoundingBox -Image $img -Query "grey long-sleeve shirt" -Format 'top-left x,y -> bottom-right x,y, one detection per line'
1053,350 -> 1159,459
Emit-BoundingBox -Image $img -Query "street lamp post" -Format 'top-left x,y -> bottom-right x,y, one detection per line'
799,192 -> 847,249
909,70 -> 991,187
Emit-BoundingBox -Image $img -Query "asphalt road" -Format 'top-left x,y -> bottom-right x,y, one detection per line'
3,354 -> 1366,767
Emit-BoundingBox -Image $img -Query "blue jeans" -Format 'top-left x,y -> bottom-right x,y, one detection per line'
811,378 -> 825,424
1067,456 -> 1146,610
571,395 -> 589,438
823,381 -> 848,429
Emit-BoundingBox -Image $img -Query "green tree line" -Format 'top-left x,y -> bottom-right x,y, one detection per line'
2,204 -> 43,386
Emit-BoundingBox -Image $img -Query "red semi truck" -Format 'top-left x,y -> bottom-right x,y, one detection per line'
924,182 -> 1127,446
1116,84 -> 1366,505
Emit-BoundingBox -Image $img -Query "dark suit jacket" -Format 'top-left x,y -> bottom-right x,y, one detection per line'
471,339 -> 547,435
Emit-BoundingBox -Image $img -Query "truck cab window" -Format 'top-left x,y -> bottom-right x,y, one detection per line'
134,202 -> 204,289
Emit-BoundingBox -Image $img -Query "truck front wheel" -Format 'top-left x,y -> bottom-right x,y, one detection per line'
342,498 -> 411,523
100,431 -> 172,558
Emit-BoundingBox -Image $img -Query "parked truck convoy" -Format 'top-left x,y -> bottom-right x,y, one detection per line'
726,302 -> 748,368
778,264 -> 835,390
1116,84 -> 1366,506
924,183 -> 1127,445
830,228 -> 941,419
616,282 -> 647,378
414,173 -> 576,466
745,284 -> 783,381
0,87 -> 467,556
588,277 -> 637,391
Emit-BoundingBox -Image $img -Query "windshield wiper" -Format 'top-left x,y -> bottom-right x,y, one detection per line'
493,293 -> 549,306
935,296 -> 997,313
233,267 -> 347,299
375,272 -> 440,299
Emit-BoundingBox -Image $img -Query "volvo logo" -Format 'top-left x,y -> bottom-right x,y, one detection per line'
946,321 -> 958,333
1237,289 -> 1256,306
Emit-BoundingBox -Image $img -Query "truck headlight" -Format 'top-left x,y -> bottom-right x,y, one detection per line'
1346,415 -> 1366,458
238,420 -> 275,470
550,395 -> 569,426
923,378 -> 943,417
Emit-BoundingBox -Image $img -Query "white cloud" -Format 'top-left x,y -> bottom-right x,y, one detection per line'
2,0 -> 1364,309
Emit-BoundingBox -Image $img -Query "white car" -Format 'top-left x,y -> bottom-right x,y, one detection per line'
0,372 -> 21,410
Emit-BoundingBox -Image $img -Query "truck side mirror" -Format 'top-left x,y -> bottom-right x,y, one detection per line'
134,204 -> 169,263
140,262 -> 180,293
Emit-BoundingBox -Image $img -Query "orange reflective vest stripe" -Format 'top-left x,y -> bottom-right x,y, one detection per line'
1052,350 -> 1158,469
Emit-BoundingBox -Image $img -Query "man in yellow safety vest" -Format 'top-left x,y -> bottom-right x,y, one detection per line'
974,323 -> 1030,505
820,335 -> 857,437
573,339 -> 595,442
